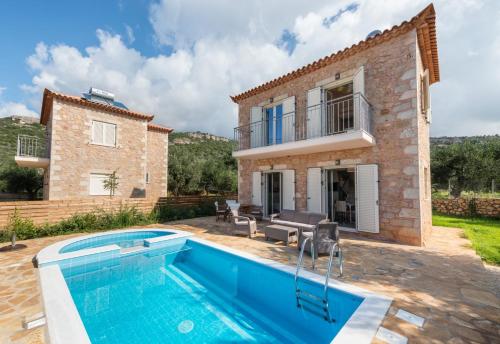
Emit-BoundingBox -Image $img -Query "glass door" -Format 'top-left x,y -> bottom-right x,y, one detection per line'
265,104 -> 283,145
265,172 -> 282,216
325,168 -> 356,229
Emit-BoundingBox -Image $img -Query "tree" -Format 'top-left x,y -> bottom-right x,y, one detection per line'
0,166 -> 43,199
431,137 -> 500,197
103,170 -> 119,198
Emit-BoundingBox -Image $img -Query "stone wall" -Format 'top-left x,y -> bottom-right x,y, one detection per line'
146,129 -> 169,199
236,29 -> 432,246
433,198 -> 500,218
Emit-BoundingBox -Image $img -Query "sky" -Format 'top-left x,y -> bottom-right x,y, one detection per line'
0,0 -> 498,138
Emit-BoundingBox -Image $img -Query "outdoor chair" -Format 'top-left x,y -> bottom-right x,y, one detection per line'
298,221 -> 341,258
248,205 -> 263,221
230,209 -> 257,238
214,201 -> 229,222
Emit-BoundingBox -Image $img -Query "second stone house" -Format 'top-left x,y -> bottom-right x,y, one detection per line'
231,4 -> 439,246
15,88 -> 172,200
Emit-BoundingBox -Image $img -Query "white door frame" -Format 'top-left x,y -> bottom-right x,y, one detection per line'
321,165 -> 358,232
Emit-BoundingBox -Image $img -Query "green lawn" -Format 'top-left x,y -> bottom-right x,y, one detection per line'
433,213 -> 500,265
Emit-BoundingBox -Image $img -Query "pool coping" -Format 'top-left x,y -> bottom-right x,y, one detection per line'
37,230 -> 391,344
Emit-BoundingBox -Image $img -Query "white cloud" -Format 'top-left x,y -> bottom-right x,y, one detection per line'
19,0 -> 498,137
125,25 -> 135,44
0,102 -> 38,118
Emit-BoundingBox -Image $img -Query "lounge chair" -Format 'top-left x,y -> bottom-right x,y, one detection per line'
230,209 -> 257,238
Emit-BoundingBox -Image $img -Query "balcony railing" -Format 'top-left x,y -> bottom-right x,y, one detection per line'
16,135 -> 48,158
234,93 -> 372,151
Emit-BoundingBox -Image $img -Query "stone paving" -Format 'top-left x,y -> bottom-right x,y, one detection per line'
0,218 -> 499,343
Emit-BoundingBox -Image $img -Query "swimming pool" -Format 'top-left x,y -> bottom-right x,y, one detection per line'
37,229 -> 391,343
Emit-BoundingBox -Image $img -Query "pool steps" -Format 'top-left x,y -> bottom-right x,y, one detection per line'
294,237 -> 343,323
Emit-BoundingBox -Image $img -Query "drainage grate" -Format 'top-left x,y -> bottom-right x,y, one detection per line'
395,309 -> 425,327
375,327 -> 408,344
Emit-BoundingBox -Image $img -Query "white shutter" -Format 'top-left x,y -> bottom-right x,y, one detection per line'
282,96 -> 295,143
353,65 -> 365,96
89,174 -> 108,196
250,106 -> 263,148
356,164 -> 379,233
282,170 -> 295,210
307,87 -> 322,138
92,121 -> 104,144
307,168 -> 322,212
422,71 -> 432,123
104,123 -> 116,146
353,66 -> 365,130
251,171 -> 262,206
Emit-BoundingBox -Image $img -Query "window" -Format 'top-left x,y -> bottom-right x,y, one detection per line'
145,172 -> 149,184
91,120 -> 116,146
89,173 -> 110,195
420,70 -> 431,123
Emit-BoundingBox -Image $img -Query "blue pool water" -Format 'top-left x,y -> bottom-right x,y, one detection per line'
61,239 -> 363,343
59,231 -> 172,253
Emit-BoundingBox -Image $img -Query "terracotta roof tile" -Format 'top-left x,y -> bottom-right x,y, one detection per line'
40,88 -> 155,124
147,123 -> 174,134
230,4 -> 439,103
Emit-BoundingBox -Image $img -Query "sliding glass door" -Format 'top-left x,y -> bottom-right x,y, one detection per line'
265,172 -> 282,216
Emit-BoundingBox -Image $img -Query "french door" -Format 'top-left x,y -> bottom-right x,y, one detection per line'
265,104 -> 283,145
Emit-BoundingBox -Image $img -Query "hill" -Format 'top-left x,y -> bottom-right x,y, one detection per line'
168,131 -> 237,195
431,135 -> 499,146
0,116 -> 45,169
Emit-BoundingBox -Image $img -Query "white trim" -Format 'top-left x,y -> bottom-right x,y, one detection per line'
39,265 -> 91,344
38,229 -> 391,344
233,130 -> 375,160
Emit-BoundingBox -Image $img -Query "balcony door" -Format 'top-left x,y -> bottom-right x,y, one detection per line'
265,104 -> 283,145
324,82 -> 354,134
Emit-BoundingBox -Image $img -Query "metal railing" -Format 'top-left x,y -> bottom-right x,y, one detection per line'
16,135 -> 48,158
234,93 -> 372,151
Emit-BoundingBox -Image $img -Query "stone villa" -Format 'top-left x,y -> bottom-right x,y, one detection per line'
231,4 -> 439,246
15,88 -> 172,200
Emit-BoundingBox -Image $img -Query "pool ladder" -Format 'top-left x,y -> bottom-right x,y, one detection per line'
294,237 -> 342,323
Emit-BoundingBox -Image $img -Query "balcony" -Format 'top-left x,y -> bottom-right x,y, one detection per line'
15,135 -> 50,168
233,93 -> 375,159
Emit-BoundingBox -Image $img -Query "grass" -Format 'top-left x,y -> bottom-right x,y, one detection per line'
433,213 -> 500,265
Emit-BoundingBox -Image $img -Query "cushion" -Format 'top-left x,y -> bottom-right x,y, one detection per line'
280,209 -> 296,222
294,212 -> 309,224
307,213 -> 327,225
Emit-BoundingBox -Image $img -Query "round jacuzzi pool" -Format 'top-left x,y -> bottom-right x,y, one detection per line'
59,230 -> 173,253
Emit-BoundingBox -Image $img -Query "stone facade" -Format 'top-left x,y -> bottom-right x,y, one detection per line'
43,98 -> 169,200
433,198 -> 500,218
235,30 -> 434,246
146,129 -> 169,199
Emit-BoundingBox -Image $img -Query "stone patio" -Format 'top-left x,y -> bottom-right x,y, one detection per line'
0,217 -> 499,343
